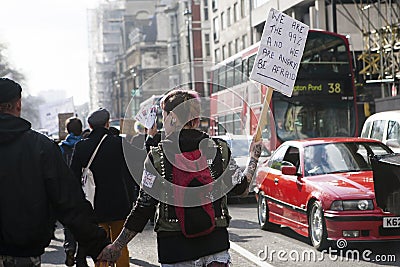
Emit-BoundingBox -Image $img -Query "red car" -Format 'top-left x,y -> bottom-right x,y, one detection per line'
255,137 -> 400,250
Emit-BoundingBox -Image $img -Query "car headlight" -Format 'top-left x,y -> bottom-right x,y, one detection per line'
330,200 -> 374,211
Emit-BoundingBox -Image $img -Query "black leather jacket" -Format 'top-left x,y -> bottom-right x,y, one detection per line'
124,129 -> 248,264
0,113 -> 109,258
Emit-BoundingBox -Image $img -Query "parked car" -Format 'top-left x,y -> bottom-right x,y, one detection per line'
361,110 -> 400,152
254,137 -> 398,250
214,135 -> 269,201
214,134 -> 270,170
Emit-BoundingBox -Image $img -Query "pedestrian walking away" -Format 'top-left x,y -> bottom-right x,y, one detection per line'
59,116 -> 84,266
0,78 -> 110,267
96,89 -> 262,266
70,108 -> 147,267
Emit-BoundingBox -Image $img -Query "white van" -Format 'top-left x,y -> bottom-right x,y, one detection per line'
360,110 -> 400,152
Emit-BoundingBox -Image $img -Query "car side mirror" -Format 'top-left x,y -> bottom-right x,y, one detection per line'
281,165 -> 297,176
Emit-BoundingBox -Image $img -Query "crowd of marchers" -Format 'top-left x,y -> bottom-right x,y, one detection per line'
0,78 -> 262,267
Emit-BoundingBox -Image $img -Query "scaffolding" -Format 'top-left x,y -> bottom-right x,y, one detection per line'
335,0 -> 400,88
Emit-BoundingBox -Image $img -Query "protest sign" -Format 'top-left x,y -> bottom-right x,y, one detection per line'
250,8 -> 309,97
135,104 -> 157,129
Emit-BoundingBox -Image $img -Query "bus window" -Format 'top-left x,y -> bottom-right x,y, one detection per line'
234,58 -> 242,86
242,58 -> 248,82
274,98 -> 355,142
212,68 -> 219,93
233,112 -> 242,134
247,54 -> 256,77
226,61 -> 234,88
218,65 -> 227,90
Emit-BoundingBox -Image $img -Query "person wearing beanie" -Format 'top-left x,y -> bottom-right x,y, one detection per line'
0,78 -> 110,266
70,108 -> 146,267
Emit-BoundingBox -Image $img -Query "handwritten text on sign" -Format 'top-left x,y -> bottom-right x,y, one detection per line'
250,8 -> 309,97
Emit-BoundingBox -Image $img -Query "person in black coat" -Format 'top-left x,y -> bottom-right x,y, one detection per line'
0,78 -> 110,266
70,108 -> 146,267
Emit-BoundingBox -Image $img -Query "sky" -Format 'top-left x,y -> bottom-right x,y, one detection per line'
0,0 -> 99,105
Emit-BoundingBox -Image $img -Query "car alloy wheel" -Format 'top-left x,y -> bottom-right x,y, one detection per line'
308,201 -> 329,250
257,193 -> 276,230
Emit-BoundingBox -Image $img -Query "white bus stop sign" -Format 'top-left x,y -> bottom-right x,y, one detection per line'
250,8 -> 309,97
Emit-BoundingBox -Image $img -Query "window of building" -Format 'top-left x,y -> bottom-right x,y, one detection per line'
240,0 -> 246,18
235,38 -> 240,53
205,33 -> 211,56
215,48 -> 221,62
222,44 -> 226,60
254,0 -> 268,8
172,54 -> 177,65
228,41 -> 233,57
172,45 -> 178,65
242,34 -> 248,49
233,2 -> 238,22
204,0 -> 209,21
212,0 -> 218,11
170,14 -> 178,36
213,17 -> 220,42
221,12 -> 225,30
226,8 -> 231,27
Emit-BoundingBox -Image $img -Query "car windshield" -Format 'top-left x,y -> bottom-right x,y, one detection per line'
304,142 -> 392,176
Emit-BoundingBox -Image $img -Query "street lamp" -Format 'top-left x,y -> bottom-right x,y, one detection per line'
113,79 -> 120,117
184,8 -> 193,89
130,68 -> 141,116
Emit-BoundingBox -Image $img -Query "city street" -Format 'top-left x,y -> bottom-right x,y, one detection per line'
2,1 -> 400,267
42,202 -> 400,267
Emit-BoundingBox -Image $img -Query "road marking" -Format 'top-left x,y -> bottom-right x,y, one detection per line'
230,241 -> 275,267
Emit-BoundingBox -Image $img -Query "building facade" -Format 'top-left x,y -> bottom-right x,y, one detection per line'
88,0 -> 400,120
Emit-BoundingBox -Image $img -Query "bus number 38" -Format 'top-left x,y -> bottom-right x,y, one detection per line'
328,83 -> 341,94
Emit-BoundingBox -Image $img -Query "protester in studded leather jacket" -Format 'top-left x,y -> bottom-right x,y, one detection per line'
97,89 -> 262,266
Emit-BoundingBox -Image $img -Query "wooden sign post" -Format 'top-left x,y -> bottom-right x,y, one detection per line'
254,88 -> 273,142
250,8 -> 309,141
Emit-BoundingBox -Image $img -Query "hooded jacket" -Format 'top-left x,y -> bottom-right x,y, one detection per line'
60,133 -> 82,166
0,113 -> 109,258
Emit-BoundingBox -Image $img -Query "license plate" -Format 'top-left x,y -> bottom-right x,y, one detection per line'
383,217 -> 400,228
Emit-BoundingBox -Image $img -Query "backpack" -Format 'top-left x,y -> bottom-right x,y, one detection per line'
152,138 -> 229,238
172,149 -> 215,238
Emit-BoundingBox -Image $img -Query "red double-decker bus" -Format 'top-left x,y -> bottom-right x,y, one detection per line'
210,30 -> 358,153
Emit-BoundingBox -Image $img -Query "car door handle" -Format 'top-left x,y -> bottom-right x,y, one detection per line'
274,178 -> 279,184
